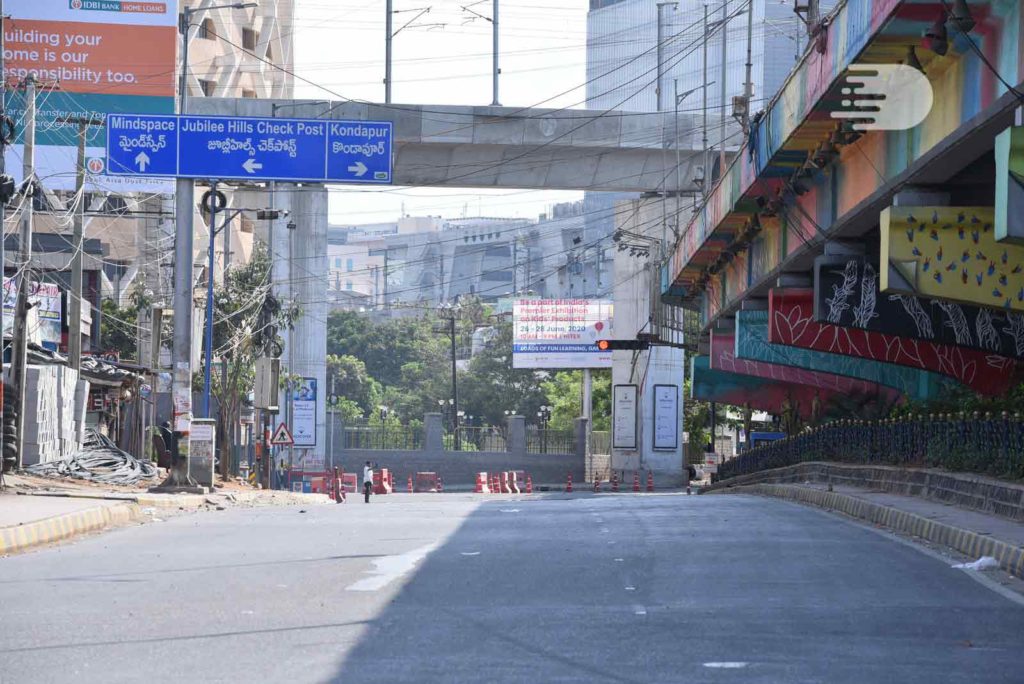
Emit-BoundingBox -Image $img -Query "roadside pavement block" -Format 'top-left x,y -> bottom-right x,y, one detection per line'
0,503 -> 143,556
712,483 -> 1024,578
0,489 -> 331,556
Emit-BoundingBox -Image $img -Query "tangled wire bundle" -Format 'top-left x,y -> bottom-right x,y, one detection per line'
25,430 -> 158,486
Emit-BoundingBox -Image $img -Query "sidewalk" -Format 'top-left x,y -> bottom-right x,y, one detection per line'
0,474 -> 331,556
711,481 -> 1024,578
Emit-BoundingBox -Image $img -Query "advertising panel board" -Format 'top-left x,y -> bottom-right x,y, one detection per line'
512,299 -> 613,369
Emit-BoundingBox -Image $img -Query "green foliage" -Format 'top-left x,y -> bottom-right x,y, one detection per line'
205,241 -> 297,477
459,323 -> 546,427
540,370 -> 611,431
330,397 -> 364,423
892,382 -> 1024,419
326,354 -> 381,417
443,434 -> 479,451
98,298 -> 137,358
326,310 -> 447,390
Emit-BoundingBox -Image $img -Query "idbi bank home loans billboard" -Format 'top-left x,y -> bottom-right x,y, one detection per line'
3,1 -> 176,192
513,299 -> 613,369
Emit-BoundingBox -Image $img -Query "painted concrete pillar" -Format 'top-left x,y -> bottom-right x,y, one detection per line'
284,185 -> 328,472
507,415 -> 526,456
610,195 -> 686,487
574,417 -> 589,462
424,413 -> 444,452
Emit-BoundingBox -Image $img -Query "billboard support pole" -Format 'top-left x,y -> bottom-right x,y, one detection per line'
11,75 -> 36,471
582,367 -> 592,460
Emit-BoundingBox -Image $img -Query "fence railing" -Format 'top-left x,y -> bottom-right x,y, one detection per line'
342,424 -> 424,451
590,430 -> 611,456
719,414 -> 1024,482
443,426 -> 507,452
526,428 -> 576,455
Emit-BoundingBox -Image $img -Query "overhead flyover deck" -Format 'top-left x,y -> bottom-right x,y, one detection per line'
185,98 -> 722,194
662,0 -> 1024,331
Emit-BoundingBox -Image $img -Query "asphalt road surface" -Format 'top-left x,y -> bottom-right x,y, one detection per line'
2,492 -> 1023,683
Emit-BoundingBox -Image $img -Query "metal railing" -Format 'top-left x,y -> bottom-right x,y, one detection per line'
342,424 -> 424,451
590,430 -> 611,456
526,428 -> 576,454
719,414 -> 1024,481
446,426 -> 507,452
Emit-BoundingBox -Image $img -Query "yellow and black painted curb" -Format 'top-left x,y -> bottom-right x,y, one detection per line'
0,503 -> 142,556
716,484 -> 1024,578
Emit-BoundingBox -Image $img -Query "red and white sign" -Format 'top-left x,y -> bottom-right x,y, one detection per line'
270,423 -> 294,446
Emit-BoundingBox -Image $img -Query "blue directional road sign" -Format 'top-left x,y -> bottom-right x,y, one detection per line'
106,114 -> 393,184
105,114 -> 179,177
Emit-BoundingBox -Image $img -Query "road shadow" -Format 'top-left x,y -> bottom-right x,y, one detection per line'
327,497 -> 651,684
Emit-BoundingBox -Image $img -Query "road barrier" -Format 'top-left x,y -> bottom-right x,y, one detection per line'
647,470 -> 654,492
372,469 -> 393,495
566,472 -> 573,493
632,471 -> 640,493
415,472 -> 439,493
611,472 -> 619,492
526,474 -> 533,494
475,472 -> 490,493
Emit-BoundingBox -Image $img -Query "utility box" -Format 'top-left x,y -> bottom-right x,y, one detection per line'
189,419 -> 216,488
254,357 -> 280,412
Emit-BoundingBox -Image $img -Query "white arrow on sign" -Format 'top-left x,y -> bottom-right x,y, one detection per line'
242,158 -> 264,174
347,161 -> 367,177
135,151 -> 150,172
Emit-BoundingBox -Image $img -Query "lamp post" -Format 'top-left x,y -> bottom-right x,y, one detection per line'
538,405 -> 552,453
378,405 -> 389,449
327,392 -> 338,470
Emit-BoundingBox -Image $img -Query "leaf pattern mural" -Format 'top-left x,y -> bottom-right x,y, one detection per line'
813,255 -> 1024,360
768,289 -> 1015,396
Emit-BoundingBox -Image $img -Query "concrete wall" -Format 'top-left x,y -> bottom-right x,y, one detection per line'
330,451 -> 583,489
320,413 -> 585,488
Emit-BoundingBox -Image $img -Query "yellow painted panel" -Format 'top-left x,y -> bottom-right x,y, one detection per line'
880,206 -> 1024,312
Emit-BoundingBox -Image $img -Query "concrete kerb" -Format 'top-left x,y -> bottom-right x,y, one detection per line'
712,484 -> 1024,578
0,490 -> 333,556
0,503 -> 144,556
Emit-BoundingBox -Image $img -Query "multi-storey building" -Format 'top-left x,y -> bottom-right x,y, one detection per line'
326,202 -> 613,315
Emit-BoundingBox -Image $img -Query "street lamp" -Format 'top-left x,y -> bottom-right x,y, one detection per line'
378,405 -> 389,449
327,393 -> 339,469
538,405 -> 553,453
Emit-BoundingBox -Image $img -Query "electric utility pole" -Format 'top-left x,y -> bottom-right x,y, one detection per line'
11,74 -> 36,470
719,0 -> 729,174
63,116 -> 104,372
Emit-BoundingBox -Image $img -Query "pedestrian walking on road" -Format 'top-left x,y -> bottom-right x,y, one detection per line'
363,461 -> 374,503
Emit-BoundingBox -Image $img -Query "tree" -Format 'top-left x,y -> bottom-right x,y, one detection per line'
98,299 -> 137,358
540,370 -> 611,431
97,283 -> 152,360
206,242 -> 297,479
326,311 -> 446,390
459,322 -> 546,427
326,354 -> 381,417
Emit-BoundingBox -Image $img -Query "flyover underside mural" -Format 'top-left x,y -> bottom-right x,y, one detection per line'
735,310 -> 957,401
768,289 -> 1017,396
709,331 -> 899,403
690,356 -> 843,420
814,256 -> 1024,360
666,1 -> 1024,325
880,206 -> 1024,313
